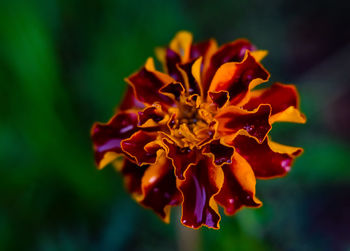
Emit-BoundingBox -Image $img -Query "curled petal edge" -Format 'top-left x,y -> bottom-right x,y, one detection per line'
121,131 -> 165,165
169,31 -> 193,63
216,104 -> 272,144
208,51 -> 270,107
137,151 -> 182,223
270,106 -> 307,124
162,137 -> 199,180
178,158 -> 224,229
215,152 -> 262,216
125,57 -> 176,106
233,135 -> 303,179
202,138 -> 235,167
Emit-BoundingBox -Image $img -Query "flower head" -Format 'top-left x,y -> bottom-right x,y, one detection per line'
91,31 -> 306,229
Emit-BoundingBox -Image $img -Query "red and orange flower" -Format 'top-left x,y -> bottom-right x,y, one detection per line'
91,31 -> 306,229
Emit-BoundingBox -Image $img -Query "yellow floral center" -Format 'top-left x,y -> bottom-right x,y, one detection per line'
167,95 -> 216,149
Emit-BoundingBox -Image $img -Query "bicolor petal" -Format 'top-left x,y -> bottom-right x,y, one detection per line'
233,135 -> 303,178
203,39 -> 255,92
91,111 -> 138,169
215,152 -> 262,215
138,152 -> 182,222
215,104 -> 272,143
202,139 -> 234,166
178,157 -> 224,229
244,83 -> 306,124
125,58 -> 175,106
121,131 -> 163,165
208,52 -> 270,106
163,138 -> 199,180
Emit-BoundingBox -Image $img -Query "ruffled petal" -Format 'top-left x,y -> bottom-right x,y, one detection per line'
120,159 -> 147,198
165,48 -> 183,82
139,152 -> 182,222
208,90 -> 230,108
155,31 -> 192,82
203,39 -> 255,92
208,52 -> 270,106
245,83 -> 298,113
215,104 -> 272,143
121,131 -> 163,165
119,85 -> 145,111
190,39 -> 218,61
169,31 -> 193,63
158,35 -> 217,87
160,82 -> 185,102
137,104 -> 168,128
215,152 -> 262,215
178,157 -> 224,229
250,50 -> 268,62
270,106 -> 306,124
233,135 -> 303,179
244,83 -> 306,123
162,138 -> 198,180
178,57 -> 203,96
190,39 -> 218,93
125,58 -> 175,106
203,139 -> 234,166
91,111 -> 138,169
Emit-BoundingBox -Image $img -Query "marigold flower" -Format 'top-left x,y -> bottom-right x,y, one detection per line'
91,31 -> 306,229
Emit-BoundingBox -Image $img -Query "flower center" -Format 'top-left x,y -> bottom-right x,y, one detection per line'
168,95 -> 216,149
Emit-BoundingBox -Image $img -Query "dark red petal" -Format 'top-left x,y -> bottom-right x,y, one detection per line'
178,59 -> 202,95
233,135 -> 302,178
208,91 -> 229,108
138,106 -> 164,126
215,153 -> 261,215
244,83 -> 306,124
119,85 -> 145,111
126,60 -> 175,106
203,139 -> 234,166
179,157 -> 224,229
139,155 -> 182,221
121,131 -> 162,165
244,83 -> 299,114
91,112 -> 138,168
215,104 -> 271,143
190,39 -> 216,60
165,48 -> 184,82
121,159 -> 147,197
162,138 -> 198,180
160,82 -> 185,101
203,39 -> 255,92
209,52 -> 269,105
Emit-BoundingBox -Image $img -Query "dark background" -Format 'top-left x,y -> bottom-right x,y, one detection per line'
1,0 -> 350,250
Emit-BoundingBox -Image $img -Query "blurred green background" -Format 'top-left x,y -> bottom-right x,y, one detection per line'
1,0 -> 349,250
